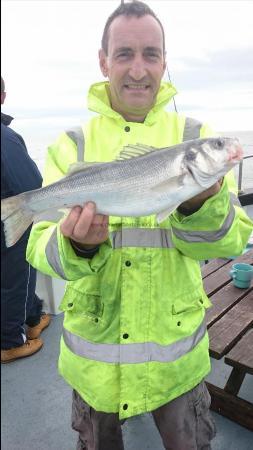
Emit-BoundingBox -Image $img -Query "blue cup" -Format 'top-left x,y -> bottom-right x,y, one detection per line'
230,263 -> 253,289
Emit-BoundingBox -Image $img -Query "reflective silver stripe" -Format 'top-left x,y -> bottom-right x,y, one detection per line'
172,200 -> 235,243
183,117 -> 202,142
45,228 -> 67,279
110,228 -> 174,249
65,126 -> 85,162
62,319 -> 206,364
230,192 -> 242,207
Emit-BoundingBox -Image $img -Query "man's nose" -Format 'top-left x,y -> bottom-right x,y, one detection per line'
128,56 -> 147,80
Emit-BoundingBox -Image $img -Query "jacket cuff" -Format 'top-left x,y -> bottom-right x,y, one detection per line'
70,240 -> 100,258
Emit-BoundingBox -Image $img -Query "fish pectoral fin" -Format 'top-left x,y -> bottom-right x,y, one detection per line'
66,161 -> 99,176
156,204 -> 179,223
151,176 -> 182,194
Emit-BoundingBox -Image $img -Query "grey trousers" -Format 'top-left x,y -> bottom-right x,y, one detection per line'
72,381 -> 216,450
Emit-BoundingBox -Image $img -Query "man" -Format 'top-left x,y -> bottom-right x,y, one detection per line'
26,2 -> 253,449
1,76 -> 51,363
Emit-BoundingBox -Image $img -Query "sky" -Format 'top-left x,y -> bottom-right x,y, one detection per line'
1,0 -> 253,159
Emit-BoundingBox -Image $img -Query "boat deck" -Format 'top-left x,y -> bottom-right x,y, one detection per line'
1,314 -> 253,450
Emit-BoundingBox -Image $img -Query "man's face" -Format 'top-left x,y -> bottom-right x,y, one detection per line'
99,14 -> 166,122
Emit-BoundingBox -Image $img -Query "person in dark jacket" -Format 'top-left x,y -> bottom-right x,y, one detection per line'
1,76 -> 51,363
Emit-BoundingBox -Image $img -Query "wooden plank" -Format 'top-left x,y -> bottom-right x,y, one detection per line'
225,329 -> 253,374
208,293 -> 253,359
203,250 -> 253,297
201,258 -> 230,279
206,382 -> 253,431
224,368 -> 246,395
206,285 -> 252,328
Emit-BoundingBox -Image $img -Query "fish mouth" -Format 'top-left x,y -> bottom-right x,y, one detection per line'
227,142 -> 243,163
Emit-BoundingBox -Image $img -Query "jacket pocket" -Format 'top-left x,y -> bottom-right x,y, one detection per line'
172,291 -> 211,315
59,286 -> 104,319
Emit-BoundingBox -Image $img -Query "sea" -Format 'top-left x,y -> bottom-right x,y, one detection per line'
10,116 -> 253,192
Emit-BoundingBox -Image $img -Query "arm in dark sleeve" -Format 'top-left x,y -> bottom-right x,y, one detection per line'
1,127 -> 42,195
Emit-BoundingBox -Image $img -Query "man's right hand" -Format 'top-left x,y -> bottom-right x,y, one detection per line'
60,202 -> 109,249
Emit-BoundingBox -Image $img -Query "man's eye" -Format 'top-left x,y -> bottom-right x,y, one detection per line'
117,52 -> 130,58
146,53 -> 160,59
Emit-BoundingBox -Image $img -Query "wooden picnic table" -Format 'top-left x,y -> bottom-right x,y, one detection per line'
201,249 -> 253,430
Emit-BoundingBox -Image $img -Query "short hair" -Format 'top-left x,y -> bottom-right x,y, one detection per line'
101,0 -> 165,55
1,76 -> 5,94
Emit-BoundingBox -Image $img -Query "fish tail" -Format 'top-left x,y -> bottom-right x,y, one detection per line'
1,194 -> 34,247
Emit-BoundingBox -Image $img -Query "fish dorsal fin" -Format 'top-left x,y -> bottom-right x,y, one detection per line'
66,161 -> 99,176
116,143 -> 157,161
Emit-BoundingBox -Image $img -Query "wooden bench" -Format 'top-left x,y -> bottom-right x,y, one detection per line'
207,291 -> 253,359
225,328 -> 253,378
202,250 -> 253,430
206,326 -> 253,431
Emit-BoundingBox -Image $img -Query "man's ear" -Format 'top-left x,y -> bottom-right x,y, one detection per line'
163,53 -> 167,75
99,49 -> 108,77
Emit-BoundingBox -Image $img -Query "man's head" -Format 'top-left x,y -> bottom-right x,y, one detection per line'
99,1 -> 166,122
1,77 -> 6,105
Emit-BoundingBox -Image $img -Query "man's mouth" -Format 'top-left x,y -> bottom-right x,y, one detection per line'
124,84 -> 149,90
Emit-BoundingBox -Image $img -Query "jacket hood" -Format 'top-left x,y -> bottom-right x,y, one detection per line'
1,112 -> 14,126
87,81 -> 177,124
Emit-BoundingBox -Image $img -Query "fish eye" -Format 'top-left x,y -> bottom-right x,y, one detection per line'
186,149 -> 197,161
215,138 -> 224,149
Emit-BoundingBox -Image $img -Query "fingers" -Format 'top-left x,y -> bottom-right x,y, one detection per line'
60,202 -> 96,238
72,202 -> 97,240
60,202 -> 109,245
60,206 -> 82,237
95,215 -> 109,241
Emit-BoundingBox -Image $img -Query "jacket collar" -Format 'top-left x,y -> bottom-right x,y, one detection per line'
1,112 -> 14,126
87,81 -> 177,125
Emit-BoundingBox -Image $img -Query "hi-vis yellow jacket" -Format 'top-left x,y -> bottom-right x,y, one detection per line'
27,82 -> 253,419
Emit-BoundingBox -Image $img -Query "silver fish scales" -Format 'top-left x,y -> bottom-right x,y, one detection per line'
1,137 -> 242,247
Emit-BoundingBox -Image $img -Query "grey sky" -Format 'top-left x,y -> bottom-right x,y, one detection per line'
2,0 -> 253,136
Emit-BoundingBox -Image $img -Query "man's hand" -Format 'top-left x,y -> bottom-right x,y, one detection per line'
178,180 -> 222,215
60,202 -> 109,249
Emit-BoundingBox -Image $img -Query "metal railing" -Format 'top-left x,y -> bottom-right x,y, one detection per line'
237,154 -> 253,207
238,154 -> 253,194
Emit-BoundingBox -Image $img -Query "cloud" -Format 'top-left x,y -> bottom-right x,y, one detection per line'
166,47 -> 253,130
2,0 -> 253,132
170,47 -> 253,90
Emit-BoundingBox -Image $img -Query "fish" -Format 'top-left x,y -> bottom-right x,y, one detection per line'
1,136 -> 243,247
